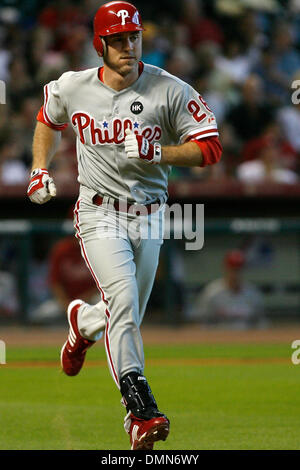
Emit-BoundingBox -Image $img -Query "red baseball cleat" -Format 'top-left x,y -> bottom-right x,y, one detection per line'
60,299 -> 95,376
125,412 -> 170,450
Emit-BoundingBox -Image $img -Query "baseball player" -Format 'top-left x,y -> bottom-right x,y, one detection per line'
27,1 -> 222,450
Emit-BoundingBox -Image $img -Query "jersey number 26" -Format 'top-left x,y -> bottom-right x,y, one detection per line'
187,95 -> 212,123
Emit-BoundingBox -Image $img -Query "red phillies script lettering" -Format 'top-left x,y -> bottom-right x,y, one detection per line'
72,113 -> 90,143
71,112 -> 162,145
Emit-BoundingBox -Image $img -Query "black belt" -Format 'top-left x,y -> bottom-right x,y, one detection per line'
92,195 -> 161,215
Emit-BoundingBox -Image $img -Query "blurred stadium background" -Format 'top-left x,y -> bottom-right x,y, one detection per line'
0,0 -> 300,329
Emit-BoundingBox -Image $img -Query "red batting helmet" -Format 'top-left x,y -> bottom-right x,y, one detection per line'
93,1 -> 144,56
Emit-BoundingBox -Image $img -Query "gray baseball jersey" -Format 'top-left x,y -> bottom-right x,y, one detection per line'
41,62 -> 219,204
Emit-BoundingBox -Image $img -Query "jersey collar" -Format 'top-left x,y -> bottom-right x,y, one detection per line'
98,61 -> 144,84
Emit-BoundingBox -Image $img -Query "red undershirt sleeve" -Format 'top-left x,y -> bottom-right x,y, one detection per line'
189,136 -> 222,167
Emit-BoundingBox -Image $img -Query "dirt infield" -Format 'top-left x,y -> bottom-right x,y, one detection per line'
0,323 -> 299,346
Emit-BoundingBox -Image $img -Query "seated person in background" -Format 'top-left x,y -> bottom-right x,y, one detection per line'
225,74 -> 274,144
49,235 -> 99,311
191,250 -> 265,328
0,270 -> 19,318
236,130 -> 299,185
30,235 -> 99,323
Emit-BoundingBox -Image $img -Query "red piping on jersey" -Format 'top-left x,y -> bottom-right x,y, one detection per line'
99,66 -> 104,83
73,199 -> 120,389
190,136 -> 222,167
37,106 -> 69,130
36,84 -> 68,131
186,128 -> 219,140
98,61 -> 144,83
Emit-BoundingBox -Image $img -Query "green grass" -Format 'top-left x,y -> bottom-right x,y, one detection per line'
0,343 -> 299,450
5,342 -> 291,362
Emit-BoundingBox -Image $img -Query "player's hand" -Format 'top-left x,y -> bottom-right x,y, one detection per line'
27,168 -> 57,204
124,129 -> 161,164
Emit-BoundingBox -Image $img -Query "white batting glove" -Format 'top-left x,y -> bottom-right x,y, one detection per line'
124,128 -> 161,164
27,168 -> 57,204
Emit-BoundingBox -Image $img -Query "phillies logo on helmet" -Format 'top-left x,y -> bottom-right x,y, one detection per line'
116,9 -> 130,25
93,2 -> 144,55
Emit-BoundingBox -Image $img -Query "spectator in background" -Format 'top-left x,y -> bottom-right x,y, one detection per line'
0,270 -> 19,318
6,56 -> 35,111
190,250 -> 265,328
0,7 -> 15,83
250,19 -> 300,106
37,0 -> 93,71
12,95 -> 42,166
29,239 -> 98,323
271,21 -> 300,93
26,25 -> 58,80
37,0 -> 88,40
141,21 -> 169,69
234,9 -> 267,61
215,38 -> 255,86
165,21 -> 197,82
29,211 -> 98,323
252,45 -> 291,106
0,46 -> 11,83
236,147 -> 299,185
0,136 -> 28,185
48,235 -> 99,312
277,95 -> 300,156
182,0 -> 224,50
149,241 -> 186,322
224,74 -> 274,145
1,0 -> 300,189
28,235 -> 53,322
236,122 -> 299,185
35,49 -> 70,88
241,121 -> 298,171
0,238 -> 22,319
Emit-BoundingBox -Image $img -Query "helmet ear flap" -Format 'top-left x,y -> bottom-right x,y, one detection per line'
101,38 -> 107,57
93,35 -> 104,56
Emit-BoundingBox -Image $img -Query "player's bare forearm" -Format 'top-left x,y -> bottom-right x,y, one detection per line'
160,141 -> 203,167
31,121 -> 61,170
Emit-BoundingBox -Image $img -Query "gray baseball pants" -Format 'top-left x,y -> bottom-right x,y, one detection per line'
73,186 -> 164,388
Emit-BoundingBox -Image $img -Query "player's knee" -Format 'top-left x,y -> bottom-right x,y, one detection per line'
112,278 -> 138,317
